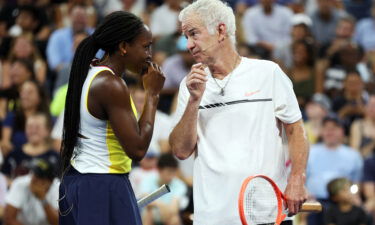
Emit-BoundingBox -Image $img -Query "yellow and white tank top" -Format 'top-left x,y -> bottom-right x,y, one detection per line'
71,66 -> 138,174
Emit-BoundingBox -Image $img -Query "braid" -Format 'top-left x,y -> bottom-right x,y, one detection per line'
60,11 -> 144,176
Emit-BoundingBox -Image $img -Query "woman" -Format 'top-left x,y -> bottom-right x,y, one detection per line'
1,113 -> 58,182
288,39 -> 317,108
350,95 -> 375,158
59,11 -> 165,225
1,80 -> 49,156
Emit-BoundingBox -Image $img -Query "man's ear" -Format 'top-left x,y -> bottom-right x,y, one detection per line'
119,41 -> 128,56
217,23 -> 227,42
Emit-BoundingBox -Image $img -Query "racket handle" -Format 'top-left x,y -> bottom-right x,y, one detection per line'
301,202 -> 322,212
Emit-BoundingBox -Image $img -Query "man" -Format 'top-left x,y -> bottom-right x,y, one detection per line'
169,0 -> 309,224
306,115 -> 363,225
310,0 -> 347,45
3,158 -> 59,225
46,5 -> 93,72
242,0 -> 293,57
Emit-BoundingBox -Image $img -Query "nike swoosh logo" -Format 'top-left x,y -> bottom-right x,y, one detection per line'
245,90 -> 260,97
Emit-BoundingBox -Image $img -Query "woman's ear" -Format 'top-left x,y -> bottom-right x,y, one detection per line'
119,41 -> 127,56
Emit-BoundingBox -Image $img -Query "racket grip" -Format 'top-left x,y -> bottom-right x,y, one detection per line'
137,184 -> 170,208
301,202 -> 322,212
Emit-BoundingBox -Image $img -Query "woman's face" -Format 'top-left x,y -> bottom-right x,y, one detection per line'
20,81 -> 41,111
10,62 -> 32,85
26,115 -> 49,144
293,43 -> 308,65
13,37 -> 33,59
123,25 -> 152,75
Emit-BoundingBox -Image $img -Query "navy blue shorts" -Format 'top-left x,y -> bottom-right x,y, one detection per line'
59,167 -> 142,225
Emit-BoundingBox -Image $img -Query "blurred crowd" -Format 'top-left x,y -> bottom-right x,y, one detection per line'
0,0 -> 374,225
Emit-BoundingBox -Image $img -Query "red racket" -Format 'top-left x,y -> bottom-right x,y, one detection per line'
238,175 -> 322,225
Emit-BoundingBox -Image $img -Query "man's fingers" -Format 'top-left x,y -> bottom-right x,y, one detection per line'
189,68 -> 207,77
187,79 -> 206,86
189,73 -> 208,82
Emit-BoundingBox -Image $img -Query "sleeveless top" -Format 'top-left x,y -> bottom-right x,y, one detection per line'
71,66 -> 137,174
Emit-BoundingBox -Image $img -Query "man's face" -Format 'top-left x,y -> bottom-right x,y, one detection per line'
336,21 -> 354,39
71,7 -> 88,33
182,14 -> 218,63
322,121 -> 344,146
159,167 -> 177,184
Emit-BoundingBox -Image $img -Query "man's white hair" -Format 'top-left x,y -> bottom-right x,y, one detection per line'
179,0 -> 236,45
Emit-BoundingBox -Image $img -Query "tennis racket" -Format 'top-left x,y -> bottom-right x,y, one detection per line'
137,184 -> 170,208
238,175 -> 322,225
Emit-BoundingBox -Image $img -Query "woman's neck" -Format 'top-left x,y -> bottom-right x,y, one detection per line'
23,142 -> 49,156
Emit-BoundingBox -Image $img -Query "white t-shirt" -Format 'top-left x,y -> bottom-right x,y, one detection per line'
150,4 -> 179,37
5,174 -> 60,225
173,58 -> 301,225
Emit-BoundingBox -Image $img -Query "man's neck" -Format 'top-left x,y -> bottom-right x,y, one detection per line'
209,49 -> 241,80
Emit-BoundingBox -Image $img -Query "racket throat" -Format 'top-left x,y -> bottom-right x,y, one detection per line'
275,213 -> 287,225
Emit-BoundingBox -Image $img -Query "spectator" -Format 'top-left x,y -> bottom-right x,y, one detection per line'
6,34 -> 47,85
3,158 -> 59,225
0,58 -> 35,120
306,115 -> 363,225
53,31 -> 88,96
0,2 -> 50,41
304,93 -> 331,144
1,113 -> 58,181
363,153 -> 375,223
150,0 -> 182,38
94,0 -> 146,19
310,0 -> 347,45
325,177 -> 367,225
140,153 -> 187,225
318,16 -> 356,61
332,70 -> 367,129
46,5 -> 93,72
354,5 -> 375,53
288,39 -> 317,107
0,80 -> 50,156
323,43 -> 370,99
350,95 -> 375,158
273,13 -> 314,69
242,0 -> 293,57
129,151 -> 159,198
342,0 -> 372,21
55,0 -> 97,29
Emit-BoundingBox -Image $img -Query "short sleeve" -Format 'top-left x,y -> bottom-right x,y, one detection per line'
351,151 -> 363,182
363,157 -> 375,182
3,112 -> 15,128
46,179 -> 60,209
171,77 -> 190,129
273,65 -> 302,123
5,175 -> 28,208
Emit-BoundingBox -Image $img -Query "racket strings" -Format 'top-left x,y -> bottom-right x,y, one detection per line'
243,178 -> 278,224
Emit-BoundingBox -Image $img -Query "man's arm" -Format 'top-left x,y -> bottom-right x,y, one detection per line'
42,201 -> 58,225
169,64 -> 207,160
283,119 -> 309,216
169,97 -> 200,160
3,204 -> 24,225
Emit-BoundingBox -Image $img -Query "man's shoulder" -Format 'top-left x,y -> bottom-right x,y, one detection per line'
50,27 -> 71,38
357,18 -> 373,28
242,58 -> 278,71
339,145 -> 362,157
11,174 -> 32,187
